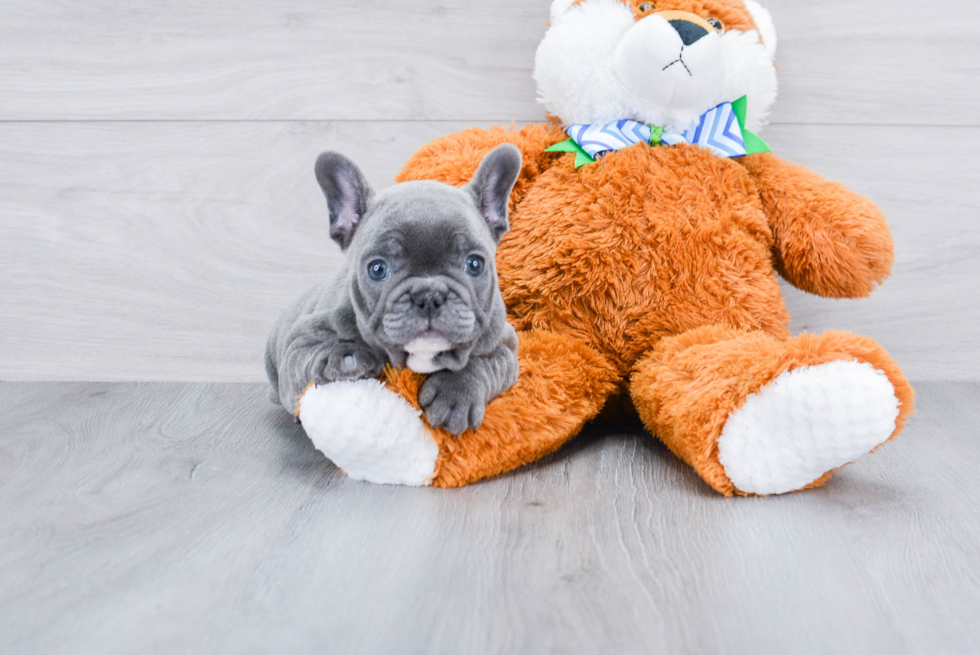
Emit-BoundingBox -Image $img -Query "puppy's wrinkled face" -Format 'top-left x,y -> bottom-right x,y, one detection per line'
314,145 -> 522,374
351,183 -> 500,372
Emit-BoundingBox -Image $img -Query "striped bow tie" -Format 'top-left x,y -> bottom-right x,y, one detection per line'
547,96 -> 770,168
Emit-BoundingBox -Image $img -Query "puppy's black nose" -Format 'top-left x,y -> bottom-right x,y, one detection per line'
411,289 -> 446,319
669,19 -> 709,46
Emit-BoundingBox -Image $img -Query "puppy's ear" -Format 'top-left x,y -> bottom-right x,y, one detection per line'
466,144 -> 523,243
315,152 -> 374,251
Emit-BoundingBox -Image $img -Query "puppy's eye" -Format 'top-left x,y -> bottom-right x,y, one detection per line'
367,259 -> 389,281
707,17 -> 725,33
638,2 -> 656,12
465,255 -> 485,277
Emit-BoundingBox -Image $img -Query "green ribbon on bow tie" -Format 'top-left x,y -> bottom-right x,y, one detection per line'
546,137 -> 596,168
649,125 -> 664,147
730,96 -> 770,157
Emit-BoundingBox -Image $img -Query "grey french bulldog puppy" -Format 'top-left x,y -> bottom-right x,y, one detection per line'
265,144 -> 523,435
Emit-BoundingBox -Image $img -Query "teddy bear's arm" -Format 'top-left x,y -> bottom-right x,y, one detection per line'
742,153 -> 895,299
396,123 -> 567,208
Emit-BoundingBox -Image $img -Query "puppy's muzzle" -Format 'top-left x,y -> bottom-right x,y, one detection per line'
410,287 -> 447,320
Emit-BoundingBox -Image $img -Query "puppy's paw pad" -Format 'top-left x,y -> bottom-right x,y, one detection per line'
419,372 -> 487,436
319,344 -> 385,382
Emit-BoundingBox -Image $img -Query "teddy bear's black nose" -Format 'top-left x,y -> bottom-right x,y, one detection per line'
669,19 -> 709,46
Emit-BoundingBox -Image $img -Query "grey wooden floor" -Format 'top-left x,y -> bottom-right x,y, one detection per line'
1,381 -> 978,655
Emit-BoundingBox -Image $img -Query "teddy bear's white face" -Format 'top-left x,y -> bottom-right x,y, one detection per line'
535,0 -> 778,133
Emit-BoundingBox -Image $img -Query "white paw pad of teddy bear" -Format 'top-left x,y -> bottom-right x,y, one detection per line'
299,380 -> 439,486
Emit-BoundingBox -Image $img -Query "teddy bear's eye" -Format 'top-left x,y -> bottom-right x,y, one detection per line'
638,2 -> 656,12
707,17 -> 725,33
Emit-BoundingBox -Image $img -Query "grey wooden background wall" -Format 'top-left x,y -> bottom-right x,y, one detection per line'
1,0 -> 977,383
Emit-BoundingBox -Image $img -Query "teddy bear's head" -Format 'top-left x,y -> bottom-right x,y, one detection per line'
535,0 -> 778,133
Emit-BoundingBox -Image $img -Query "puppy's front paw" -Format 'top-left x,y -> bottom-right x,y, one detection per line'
313,343 -> 385,383
419,371 -> 487,436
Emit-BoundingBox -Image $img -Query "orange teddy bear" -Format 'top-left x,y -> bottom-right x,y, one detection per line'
296,0 -> 914,495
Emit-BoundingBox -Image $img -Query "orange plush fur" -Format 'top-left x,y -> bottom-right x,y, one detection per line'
377,0 -> 915,493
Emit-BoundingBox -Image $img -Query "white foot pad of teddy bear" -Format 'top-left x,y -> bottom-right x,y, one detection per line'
718,361 -> 901,495
298,380 -> 439,486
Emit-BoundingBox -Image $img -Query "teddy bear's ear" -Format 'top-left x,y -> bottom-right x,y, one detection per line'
315,152 -> 375,251
466,144 -> 523,243
550,0 -> 578,23
745,0 -> 778,61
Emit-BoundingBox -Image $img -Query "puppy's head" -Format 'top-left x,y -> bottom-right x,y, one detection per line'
315,145 -> 522,374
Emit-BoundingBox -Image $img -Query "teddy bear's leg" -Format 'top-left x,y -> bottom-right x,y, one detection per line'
392,329 -> 620,487
629,325 -> 915,496
297,329 -> 620,487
